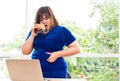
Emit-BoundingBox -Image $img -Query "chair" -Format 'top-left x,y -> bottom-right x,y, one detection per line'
67,72 -> 72,78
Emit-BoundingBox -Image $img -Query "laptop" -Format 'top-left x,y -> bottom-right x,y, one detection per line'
5,59 -> 49,81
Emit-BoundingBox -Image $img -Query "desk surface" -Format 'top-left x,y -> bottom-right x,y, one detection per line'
49,78 -> 88,81
0,77 -> 88,81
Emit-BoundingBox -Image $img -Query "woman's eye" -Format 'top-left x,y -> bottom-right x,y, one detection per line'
45,18 -> 49,20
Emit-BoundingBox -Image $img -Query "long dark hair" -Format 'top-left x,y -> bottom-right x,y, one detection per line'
34,6 -> 59,28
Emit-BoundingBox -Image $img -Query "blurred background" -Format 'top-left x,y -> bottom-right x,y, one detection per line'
0,0 -> 119,81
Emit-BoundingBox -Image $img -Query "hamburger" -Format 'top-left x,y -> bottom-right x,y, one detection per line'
34,23 -> 45,33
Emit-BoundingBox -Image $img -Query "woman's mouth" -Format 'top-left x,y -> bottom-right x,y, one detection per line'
44,25 -> 48,31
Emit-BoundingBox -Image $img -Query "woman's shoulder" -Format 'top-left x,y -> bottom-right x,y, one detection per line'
55,25 -> 68,30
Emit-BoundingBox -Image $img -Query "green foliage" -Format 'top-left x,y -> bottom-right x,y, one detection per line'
65,57 -> 119,81
60,0 -> 119,54
63,0 -> 119,81
89,0 -> 119,54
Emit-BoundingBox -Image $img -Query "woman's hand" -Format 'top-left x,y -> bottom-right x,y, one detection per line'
31,28 -> 39,37
46,52 -> 59,63
31,24 -> 44,37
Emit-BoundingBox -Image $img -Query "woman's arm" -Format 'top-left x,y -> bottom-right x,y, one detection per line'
21,35 -> 34,55
21,28 -> 38,55
21,24 -> 46,55
47,40 -> 80,63
56,40 -> 80,57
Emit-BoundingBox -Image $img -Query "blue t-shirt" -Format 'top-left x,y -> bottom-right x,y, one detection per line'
25,25 -> 76,78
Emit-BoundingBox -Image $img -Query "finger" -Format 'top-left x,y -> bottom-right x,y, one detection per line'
46,52 -> 52,55
47,58 -> 53,63
47,56 -> 54,63
34,24 -> 40,26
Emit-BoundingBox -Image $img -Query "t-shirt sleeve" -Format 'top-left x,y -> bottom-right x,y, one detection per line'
25,31 -> 31,41
62,27 -> 76,46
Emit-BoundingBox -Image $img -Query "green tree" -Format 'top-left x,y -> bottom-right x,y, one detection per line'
89,0 -> 119,54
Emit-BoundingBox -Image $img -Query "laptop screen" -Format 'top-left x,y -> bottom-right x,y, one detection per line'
6,59 -> 44,81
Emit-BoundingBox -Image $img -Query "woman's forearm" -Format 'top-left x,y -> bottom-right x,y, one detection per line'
21,35 -> 34,55
56,41 -> 80,57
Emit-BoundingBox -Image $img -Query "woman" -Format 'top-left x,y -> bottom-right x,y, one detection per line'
22,6 -> 80,78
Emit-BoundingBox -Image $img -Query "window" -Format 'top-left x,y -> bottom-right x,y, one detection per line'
0,0 -> 26,55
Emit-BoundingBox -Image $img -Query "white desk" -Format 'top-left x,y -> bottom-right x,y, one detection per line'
48,78 -> 88,81
0,77 -> 88,81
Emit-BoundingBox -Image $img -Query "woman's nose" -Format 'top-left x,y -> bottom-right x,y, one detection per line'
42,19 -> 46,24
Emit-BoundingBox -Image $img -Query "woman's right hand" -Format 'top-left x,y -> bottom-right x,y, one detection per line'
31,27 -> 39,37
31,23 -> 45,37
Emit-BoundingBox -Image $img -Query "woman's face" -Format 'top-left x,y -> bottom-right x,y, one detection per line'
41,14 -> 51,32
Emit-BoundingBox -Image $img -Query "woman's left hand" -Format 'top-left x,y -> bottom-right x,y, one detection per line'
46,52 -> 59,63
